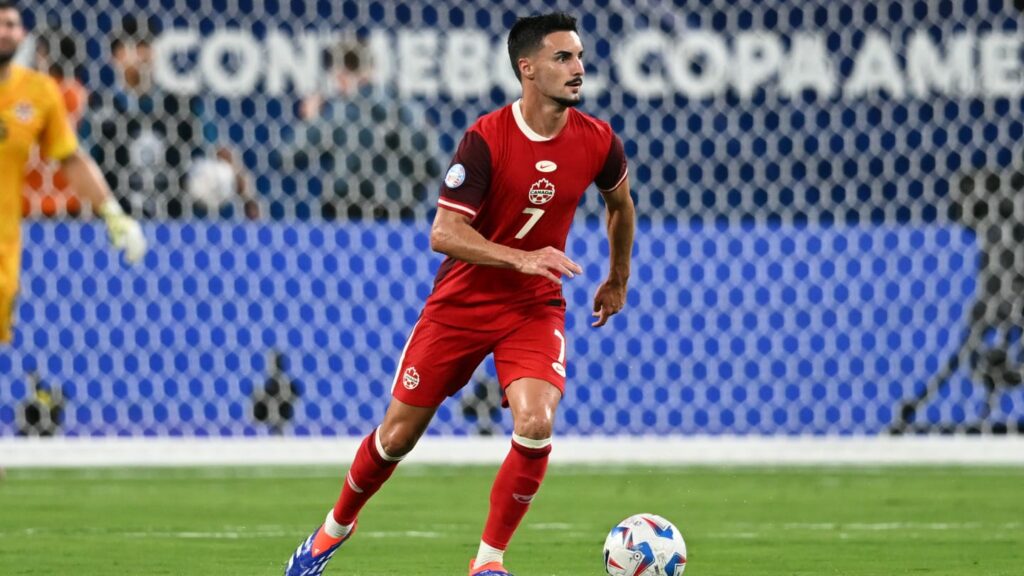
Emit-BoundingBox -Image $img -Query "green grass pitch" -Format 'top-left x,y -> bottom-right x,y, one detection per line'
1,464 -> 1021,575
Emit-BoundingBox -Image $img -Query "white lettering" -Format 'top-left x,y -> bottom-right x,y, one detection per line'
491,40 -> 521,93
780,34 -> 837,98
397,30 -> 439,97
616,31 -> 669,98
906,31 -> 975,97
845,31 -> 905,98
443,31 -> 491,99
668,31 -> 729,99
152,29 -> 201,95
733,32 -> 783,99
265,32 -> 321,96
148,27 -> 1023,100
583,66 -> 608,95
368,30 -> 393,89
199,30 -> 263,97
980,32 -> 1023,97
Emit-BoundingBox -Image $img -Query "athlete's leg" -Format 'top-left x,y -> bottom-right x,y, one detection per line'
0,288 -> 14,344
331,314 -> 489,531
0,242 -> 21,345
286,397 -> 438,576
472,309 -> 567,573
287,315 -> 492,575
329,398 -> 436,528
473,378 -> 560,572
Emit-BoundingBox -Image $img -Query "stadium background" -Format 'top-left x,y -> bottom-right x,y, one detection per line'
3,0 -> 1024,446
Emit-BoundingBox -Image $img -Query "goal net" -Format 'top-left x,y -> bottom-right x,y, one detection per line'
3,0 -> 1023,439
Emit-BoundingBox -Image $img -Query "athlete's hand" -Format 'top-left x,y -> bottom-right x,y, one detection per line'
591,279 -> 627,327
99,198 -> 148,264
516,246 -> 583,285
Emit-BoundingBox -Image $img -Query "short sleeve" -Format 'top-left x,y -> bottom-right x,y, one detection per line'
594,133 -> 627,192
39,77 -> 78,161
438,130 -> 491,218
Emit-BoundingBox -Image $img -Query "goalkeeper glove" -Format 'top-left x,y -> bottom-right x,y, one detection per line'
98,198 -> 147,264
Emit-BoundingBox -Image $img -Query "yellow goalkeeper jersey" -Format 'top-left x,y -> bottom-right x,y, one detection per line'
0,64 -> 78,245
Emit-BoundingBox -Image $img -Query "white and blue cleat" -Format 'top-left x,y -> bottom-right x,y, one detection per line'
284,522 -> 356,576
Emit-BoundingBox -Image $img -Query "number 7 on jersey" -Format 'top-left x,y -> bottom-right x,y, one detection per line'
515,208 -> 545,239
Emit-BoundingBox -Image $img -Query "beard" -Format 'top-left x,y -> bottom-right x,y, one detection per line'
0,47 -> 16,66
552,95 -> 582,108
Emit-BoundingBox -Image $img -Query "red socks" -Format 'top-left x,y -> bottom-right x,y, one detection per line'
481,436 -> 552,550
330,429 -> 551,553
332,429 -> 401,525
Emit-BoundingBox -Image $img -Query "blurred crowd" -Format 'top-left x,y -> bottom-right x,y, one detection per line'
21,17 -> 441,221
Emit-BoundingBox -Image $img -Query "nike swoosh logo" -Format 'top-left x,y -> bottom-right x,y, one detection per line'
535,161 -> 557,173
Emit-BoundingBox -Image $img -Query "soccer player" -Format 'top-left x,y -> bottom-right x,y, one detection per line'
285,12 -> 634,576
0,1 -> 146,345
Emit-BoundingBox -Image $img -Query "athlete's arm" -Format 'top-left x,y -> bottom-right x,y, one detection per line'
591,176 -> 634,327
59,150 -> 112,206
43,71 -> 117,209
61,151 -> 148,264
430,207 -> 582,285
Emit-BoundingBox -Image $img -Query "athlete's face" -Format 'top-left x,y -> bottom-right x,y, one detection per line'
0,9 -> 25,67
524,30 -> 585,108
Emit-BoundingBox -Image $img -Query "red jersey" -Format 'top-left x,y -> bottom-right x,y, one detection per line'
423,99 -> 628,330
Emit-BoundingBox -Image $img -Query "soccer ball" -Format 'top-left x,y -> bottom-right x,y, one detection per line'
603,513 -> 687,576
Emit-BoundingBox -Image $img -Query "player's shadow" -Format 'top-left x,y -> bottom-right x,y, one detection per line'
892,163 -> 1024,434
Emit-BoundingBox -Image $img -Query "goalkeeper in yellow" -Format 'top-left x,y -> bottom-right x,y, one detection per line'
0,1 -> 146,344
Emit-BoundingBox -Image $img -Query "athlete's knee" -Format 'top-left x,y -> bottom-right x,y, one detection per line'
513,412 -> 554,440
376,422 -> 422,458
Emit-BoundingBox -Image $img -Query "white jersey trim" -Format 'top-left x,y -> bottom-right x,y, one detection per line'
390,319 -> 421,395
438,198 -> 478,217
512,99 -> 556,142
599,168 -> 629,194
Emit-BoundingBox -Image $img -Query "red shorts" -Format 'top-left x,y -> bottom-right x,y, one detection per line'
390,306 -> 567,408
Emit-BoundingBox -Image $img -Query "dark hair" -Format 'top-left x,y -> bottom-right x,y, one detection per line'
507,12 -> 578,81
0,1 -> 17,12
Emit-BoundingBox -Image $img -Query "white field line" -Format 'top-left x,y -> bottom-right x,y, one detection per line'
8,521 -> 1019,543
704,521 -> 1022,539
2,527 -> 447,539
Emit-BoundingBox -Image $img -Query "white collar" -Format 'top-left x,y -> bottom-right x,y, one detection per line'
511,99 -> 555,142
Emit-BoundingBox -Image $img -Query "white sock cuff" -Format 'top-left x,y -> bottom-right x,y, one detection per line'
323,510 -> 354,538
475,540 -> 505,565
374,427 -> 405,462
512,433 -> 552,450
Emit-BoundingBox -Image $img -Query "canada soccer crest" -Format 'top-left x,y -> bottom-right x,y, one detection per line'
402,367 -> 420,390
528,178 -> 555,205
14,102 -> 34,122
